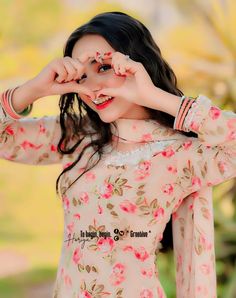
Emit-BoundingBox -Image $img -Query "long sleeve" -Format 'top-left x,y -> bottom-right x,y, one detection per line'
174,94 -> 236,196
172,94 -> 236,298
0,102 -> 63,165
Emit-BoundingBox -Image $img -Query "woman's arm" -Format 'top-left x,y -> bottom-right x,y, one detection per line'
149,88 -> 236,195
0,56 -> 97,165
0,101 -> 63,165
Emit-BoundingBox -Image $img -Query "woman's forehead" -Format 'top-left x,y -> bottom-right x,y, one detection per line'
72,34 -> 114,58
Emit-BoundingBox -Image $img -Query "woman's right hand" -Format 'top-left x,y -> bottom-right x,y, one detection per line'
30,56 -> 95,99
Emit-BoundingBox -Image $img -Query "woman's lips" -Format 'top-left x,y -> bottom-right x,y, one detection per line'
94,97 -> 114,110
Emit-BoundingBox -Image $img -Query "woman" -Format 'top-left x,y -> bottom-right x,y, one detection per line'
0,11 -> 235,298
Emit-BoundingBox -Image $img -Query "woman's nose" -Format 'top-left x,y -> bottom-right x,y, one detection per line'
85,78 -> 104,95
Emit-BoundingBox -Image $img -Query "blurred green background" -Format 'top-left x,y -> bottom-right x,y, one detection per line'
0,0 -> 235,297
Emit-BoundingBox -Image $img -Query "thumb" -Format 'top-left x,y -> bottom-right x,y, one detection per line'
97,87 -> 119,99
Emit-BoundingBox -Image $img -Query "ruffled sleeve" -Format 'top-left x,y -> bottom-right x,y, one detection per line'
172,94 -> 236,298
0,102 -> 63,165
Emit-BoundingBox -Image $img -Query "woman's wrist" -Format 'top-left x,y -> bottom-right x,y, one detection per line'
11,79 -> 42,113
146,86 -> 182,117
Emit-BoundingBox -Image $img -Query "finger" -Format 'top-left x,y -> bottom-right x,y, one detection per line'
78,50 -> 101,64
63,57 -> 78,82
79,51 -> 114,65
69,58 -> 85,80
118,63 -> 127,75
54,81 -> 95,98
97,88 -> 119,98
52,61 -> 68,83
112,60 -> 120,75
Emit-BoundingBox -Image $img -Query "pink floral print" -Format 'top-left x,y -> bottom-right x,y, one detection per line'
0,94 -> 235,297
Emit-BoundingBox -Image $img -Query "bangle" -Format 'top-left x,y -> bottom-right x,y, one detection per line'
0,87 -> 33,120
174,95 -> 196,130
178,97 -> 195,130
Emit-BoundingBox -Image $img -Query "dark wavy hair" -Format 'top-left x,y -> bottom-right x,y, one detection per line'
55,11 -> 198,252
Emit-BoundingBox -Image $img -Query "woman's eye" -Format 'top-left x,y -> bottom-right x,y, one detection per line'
76,74 -> 87,84
99,64 -> 112,72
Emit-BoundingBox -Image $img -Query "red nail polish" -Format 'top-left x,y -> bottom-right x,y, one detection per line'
105,52 -> 112,56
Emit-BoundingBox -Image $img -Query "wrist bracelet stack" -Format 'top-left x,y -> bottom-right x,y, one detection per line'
174,95 -> 196,131
0,86 -> 33,120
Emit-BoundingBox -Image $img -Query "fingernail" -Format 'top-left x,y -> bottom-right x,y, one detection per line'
104,52 -> 112,56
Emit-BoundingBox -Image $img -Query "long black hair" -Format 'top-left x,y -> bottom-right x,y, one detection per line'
55,11 -> 198,252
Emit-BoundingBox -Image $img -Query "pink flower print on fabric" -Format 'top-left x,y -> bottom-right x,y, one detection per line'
208,106 -> 221,120
99,182 -> 114,199
140,288 -> 154,298
218,161 -> 228,175
161,183 -> 174,195
79,290 -> 92,298
98,204 -> 103,214
122,245 -> 134,252
141,267 -> 153,278
21,140 -> 43,150
63,162 -> 73,169
200,263 -> 212,275
134,246 -> 149,262
73,213 -> 81,220
97,237 -> 115,253
119,200 -> 137,213
62,196 -> 70,211
85,171 -> 96,181
72,247 -> 83,265
64,274 -> 72,287
50,144 -> 57,152
167,164 -> 177,174
157,286 -> 165,298
182,140 -> 193,150
161,147 -> 175,158
135,160 -> 151,181
199,234 -> 213,251
196,285 -> 209,297
5,125 -> 14,135
109,263 -> 126,286
66,221 -> 74,234
191,176 -> 202,188
226,118 -> 236,140
79,192 -> 89,204
141,133 -> 153,142
153,207 -> 165,221
39,123 -> 46,133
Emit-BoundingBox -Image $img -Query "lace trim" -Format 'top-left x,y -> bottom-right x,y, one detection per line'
104,139 -> 177,166
182,94 -> 212,132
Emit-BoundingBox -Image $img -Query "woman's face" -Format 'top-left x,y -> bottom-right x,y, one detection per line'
71,34 -> 150,123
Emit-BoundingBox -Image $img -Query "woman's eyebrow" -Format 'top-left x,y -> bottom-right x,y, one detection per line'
90,59 -> 98,65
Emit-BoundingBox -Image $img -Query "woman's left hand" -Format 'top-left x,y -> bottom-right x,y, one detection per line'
96,51 -> 156,107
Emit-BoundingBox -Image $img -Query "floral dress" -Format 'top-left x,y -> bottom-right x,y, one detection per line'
0,94 -> 235,298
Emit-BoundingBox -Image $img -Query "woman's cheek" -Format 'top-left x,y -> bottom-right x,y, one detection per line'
107,72 -> 125,87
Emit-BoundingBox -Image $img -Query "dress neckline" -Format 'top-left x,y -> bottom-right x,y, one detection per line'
110,117 -> 184,144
